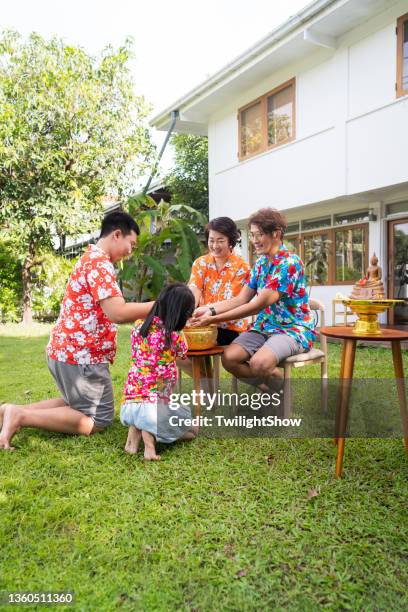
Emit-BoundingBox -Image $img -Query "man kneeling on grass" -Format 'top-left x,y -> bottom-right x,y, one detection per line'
0,211 -> 152,450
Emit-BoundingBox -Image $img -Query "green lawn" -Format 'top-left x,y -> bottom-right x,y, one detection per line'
1,324 -> 408,611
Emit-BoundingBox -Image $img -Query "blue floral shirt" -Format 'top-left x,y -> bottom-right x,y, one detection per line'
247,245 -> 317,350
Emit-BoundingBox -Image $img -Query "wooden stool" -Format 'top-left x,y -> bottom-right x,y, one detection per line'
186,346 -> 225,416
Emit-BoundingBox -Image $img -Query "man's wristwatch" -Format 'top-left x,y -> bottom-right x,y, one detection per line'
209,306 -> 216,316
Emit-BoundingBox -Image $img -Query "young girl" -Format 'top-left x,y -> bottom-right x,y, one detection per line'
120,283 -> 196,460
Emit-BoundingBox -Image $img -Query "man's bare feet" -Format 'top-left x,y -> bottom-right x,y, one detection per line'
0,404 -> 23,450
258,373 -> 284,394
124,426 -> 142,455
0,403 -> 8,429
142,430 -> 161,460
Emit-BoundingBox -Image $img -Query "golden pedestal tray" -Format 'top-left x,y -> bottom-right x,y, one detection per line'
341,299 -> 403,335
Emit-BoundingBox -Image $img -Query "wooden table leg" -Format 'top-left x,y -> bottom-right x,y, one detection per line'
203,355 -> 215,397
391,340 -> 408,458
335,338 -> 356,478
334,337 -> 348,445
191,356 -> 202,418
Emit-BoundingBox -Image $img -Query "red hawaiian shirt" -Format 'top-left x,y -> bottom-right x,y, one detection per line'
47,245 -> 122,365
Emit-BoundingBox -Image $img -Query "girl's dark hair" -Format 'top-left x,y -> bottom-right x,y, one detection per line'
139,283 -> 195,348
248,208 -> 288,240
204,217 -> 241,248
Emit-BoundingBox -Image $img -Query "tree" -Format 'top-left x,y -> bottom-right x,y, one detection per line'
166,133 -> 209,217
121,195 -> 205,301
0,30 -> 155,323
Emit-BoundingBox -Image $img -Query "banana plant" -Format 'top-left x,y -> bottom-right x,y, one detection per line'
120,194 -> 206,301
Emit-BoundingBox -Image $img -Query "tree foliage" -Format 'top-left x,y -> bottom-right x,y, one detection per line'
0,30 -> 155,322
166,133 -> 208,217
0,237 -> 22,322
121,195 -> 205,301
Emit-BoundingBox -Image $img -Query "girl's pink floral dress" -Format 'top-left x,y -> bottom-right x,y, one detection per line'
123,316 -> 187,403
120,317 -> 191,444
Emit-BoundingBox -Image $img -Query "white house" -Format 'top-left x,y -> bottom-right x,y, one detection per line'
151,0 -> 408,325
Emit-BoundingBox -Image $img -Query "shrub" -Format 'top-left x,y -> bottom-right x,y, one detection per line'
0,238 -> 23,322
31,253 -> 76,320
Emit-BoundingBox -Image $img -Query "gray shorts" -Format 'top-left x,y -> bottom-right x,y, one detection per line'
233,330 -> 305,363
47,356 -> 115,429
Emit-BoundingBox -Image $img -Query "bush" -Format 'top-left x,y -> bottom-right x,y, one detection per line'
0,239 -> 23,323
32,253 -> 76,320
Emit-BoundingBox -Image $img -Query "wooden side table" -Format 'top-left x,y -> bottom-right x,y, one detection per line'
320,326 -> 408,477
187,346 -> 225,416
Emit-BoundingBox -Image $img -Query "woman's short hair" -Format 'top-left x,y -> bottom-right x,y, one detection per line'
248,208 -> 288,239
204,217 -> 241,248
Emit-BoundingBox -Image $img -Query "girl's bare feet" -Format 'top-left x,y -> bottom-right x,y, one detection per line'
124,426 -> 142,454
142,430 -> 161,461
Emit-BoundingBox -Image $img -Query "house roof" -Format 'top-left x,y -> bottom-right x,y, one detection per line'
150,0 -> 397,135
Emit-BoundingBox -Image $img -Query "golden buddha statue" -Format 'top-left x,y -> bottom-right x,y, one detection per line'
350,254 -> 385,299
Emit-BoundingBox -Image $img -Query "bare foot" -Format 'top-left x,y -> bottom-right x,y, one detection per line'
0,404 -> 23,450
258,374 -> 284,394
141,430 -> 161,460
0,403 -> 8,429
124,426 -> 142,455
144,448 -> 161,461
180,427 -> 198,440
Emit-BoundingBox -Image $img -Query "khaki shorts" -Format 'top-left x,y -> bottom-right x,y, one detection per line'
47,356 -> 115,429
233,330 -> 305,363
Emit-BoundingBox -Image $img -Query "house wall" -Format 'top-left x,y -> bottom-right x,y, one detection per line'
207,1 -> 408,325
208,2 -> 408,219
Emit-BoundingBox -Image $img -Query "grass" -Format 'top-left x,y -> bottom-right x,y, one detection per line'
1,324 -> 408,611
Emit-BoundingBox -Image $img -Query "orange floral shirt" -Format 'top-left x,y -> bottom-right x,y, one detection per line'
188,253 -> 250,332
47,245 -> 122,365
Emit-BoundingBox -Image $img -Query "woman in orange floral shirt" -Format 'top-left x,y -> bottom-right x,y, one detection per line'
188,217 -> 250,345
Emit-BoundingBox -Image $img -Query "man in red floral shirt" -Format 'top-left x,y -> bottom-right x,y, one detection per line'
0,212 -> 152,450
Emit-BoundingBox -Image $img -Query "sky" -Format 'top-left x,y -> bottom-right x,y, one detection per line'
1,0 -> 311,177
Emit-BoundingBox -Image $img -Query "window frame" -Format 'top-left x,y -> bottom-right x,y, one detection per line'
396,12 -> 408,98
238,77 -> 296,161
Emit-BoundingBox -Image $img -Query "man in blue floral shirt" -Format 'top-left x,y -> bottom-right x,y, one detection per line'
192,208 -> 316,389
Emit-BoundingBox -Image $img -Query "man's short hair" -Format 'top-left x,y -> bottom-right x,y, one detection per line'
99,211 -> 140,238
248,208 -> 288,239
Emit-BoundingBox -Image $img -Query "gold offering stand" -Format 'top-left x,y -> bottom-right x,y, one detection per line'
341,299 -> 403,335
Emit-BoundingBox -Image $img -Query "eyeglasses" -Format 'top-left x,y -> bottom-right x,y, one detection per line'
248,232 -> 265,241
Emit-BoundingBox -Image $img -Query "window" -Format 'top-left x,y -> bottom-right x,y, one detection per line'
285,236 -> 300,255
303,232 -> 331,285
286,221 -> 300,234
240,100 -> 263,158
397,12 -> 408,97
334,210 -> 369,225
238,78 -> 295,160
334,226 -> 367,282
301,216 -> 331,232
267,83 -> 294,146
386,201 -> 408,216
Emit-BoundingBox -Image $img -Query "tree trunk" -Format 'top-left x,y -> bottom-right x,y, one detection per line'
22,242 -> 35,325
